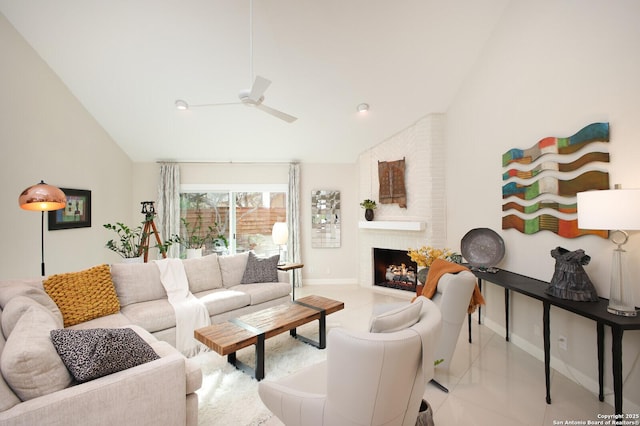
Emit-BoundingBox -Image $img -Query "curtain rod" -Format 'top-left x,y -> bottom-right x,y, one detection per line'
156,160 -> 297,165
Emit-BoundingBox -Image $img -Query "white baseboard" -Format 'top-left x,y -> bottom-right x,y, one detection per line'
302,278 -> 359,286
482,317 -> 640,414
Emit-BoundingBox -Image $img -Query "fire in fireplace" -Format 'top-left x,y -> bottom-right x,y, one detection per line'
373,248 -> 417,292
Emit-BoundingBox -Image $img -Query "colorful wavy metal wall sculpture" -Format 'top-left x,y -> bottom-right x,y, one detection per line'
501,122 -> 610,238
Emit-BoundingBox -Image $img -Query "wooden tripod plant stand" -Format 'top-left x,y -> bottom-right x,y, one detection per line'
138,201 -> 167,262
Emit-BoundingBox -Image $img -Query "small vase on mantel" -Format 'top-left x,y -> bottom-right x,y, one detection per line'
364,208 -> 374,221
360,199 -> 377,221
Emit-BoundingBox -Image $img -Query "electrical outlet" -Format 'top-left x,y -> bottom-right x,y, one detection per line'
558,335 -> 568,351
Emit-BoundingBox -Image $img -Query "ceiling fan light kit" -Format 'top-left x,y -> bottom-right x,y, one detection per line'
175,99 -> 189,110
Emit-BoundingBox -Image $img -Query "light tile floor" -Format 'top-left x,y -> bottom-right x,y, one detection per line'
269,284 -> 615,426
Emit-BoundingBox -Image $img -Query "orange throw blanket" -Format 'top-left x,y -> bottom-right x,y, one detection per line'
415,259 -> 485,314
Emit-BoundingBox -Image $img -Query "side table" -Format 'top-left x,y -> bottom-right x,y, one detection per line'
277,262 -> 304,300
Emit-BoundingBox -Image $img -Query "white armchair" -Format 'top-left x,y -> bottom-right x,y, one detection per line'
373,270 -> 477,393
258,298 -> 442,426
429,270 -> 477,371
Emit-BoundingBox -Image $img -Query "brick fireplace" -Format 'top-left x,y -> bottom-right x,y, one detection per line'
357,114 -> 446,291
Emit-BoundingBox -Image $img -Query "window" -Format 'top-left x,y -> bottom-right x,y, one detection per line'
179,185 -> 287,257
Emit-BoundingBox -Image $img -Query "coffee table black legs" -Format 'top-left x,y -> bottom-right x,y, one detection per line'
291,311 -> 327,349
227,308 -> 328,381
292,302 -> 328,349
228,318 -> 267,381
228,333 -> 266,381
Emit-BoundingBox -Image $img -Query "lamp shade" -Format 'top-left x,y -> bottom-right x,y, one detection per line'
272,222 -> 289,245
18,181 -> 66,212
577,189 -> 640,230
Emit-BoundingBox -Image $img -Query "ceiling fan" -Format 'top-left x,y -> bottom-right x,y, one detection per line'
175,0 -> 297,123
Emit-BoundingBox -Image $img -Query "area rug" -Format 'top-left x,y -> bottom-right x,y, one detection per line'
194,332 -> 327,426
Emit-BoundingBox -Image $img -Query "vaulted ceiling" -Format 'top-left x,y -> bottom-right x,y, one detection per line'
1,0 -> 508,163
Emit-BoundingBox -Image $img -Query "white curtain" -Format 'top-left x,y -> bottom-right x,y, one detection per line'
288,163 -> 302,287
157,163 -> 181,258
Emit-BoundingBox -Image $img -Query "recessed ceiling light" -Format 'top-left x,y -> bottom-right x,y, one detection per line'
175,99 -> 189,110
357,103 -> 370,113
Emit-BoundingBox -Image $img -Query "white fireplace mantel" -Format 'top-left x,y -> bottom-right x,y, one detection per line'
358,221 -> 425,231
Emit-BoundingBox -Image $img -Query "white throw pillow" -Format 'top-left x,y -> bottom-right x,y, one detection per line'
0,280 -> 62,322
0,308 -> 21,411
1,296 -> 61,339
369,299 -> 423,333
218,252 -> 250,287
1,301 -> 72,401
183,254 -> 223,293
110,262 -> 166,307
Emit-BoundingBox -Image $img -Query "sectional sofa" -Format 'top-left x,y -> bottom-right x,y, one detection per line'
0,251 -> 291,426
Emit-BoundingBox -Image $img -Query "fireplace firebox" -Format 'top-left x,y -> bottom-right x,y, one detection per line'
373,248 -> 417,292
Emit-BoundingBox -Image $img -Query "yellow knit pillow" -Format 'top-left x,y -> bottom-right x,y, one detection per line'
44,264 -> 120,327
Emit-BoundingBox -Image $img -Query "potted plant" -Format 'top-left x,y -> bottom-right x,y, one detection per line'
103,222 -> 145,261
360,199 -> 377,221
170,214 -> 228,258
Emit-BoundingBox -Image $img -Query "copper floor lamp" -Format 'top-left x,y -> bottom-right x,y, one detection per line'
18,181 -> 66,276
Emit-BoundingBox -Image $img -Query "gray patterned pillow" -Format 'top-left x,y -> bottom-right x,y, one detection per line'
50,328 -> 159,383
241,252 -> 280,284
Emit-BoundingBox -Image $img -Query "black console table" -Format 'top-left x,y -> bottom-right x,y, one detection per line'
470,268 -> 640,415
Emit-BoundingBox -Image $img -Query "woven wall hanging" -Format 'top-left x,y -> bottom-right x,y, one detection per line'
378,158 -> 407,208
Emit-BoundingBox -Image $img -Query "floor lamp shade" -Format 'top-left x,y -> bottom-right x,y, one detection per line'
19,181 -> 66,276
19,181 -> 66,211
577,189 -> 640,316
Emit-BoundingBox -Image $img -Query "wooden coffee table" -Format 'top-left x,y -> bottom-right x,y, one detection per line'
194,295 -> 344,380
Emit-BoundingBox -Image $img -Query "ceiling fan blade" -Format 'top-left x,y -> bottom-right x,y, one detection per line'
189,101 -> 242,108
256,103 -> 298,123
248,76 -> 271,102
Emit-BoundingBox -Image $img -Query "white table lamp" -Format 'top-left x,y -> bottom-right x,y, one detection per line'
272,222 -> 288,265
577,187 -> 640,316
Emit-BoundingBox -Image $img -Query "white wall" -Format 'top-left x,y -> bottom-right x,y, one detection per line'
301,163 -> 358,284
446,0 -> 640,411
0,13 -> 134,279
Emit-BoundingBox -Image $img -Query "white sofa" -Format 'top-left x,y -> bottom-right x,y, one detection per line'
109,252 -> 292,346
0,252 -> 291,426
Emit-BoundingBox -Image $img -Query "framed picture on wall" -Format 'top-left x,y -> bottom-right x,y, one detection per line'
48,188 -> 92,230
